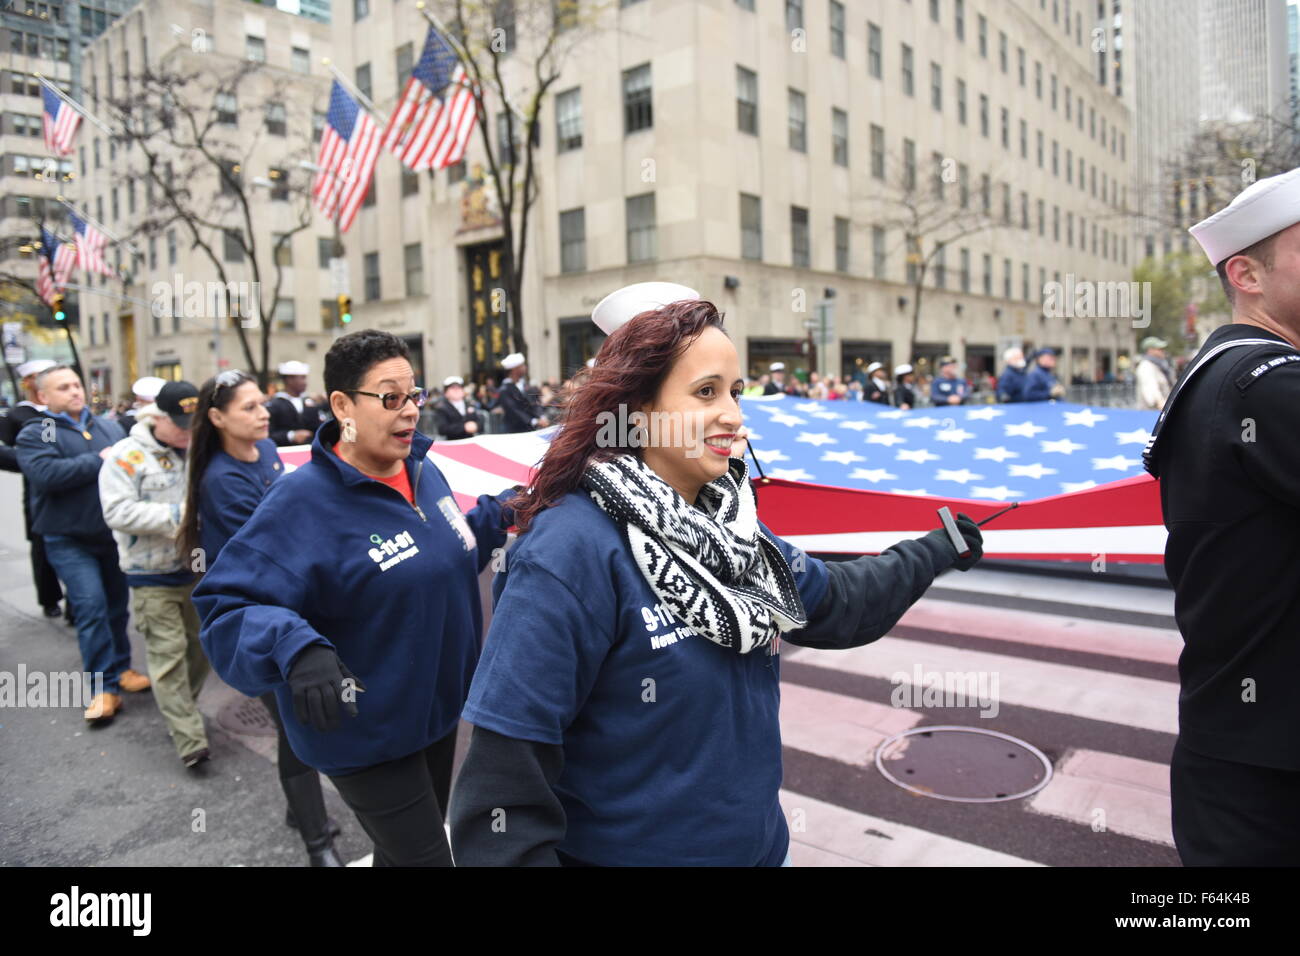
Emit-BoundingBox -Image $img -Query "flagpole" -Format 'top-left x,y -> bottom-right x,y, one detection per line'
413,2 -> 527,122
33,74 -> 114,135
322,60 -> 380,117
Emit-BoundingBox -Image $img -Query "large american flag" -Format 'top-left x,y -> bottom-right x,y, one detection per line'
36,227 -> 76,304
380,25 -> 477,171
69,210 -> 113,277
40,82 -> 81,156
275,396 -> 1168,564
313,81 -> 381,233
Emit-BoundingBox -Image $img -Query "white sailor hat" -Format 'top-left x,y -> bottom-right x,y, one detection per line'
1190,166 -> 1300,265
443,376 -> 464,387
501,353 -> 526,370
585,357 -> 597,368
132,376 -> 166,400
16,359 -> 56,379
894,363 -> 913,376
278,360 -> 310,376
770,362 -> 785,372
590,282 -> 701,336
866,361 -> 884,374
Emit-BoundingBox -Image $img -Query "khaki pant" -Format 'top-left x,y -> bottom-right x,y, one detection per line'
132,581 -> 210,759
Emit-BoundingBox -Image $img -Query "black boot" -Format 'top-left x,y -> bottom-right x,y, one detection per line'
280,772 -> 344,867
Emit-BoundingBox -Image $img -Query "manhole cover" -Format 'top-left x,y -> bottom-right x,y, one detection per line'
216,696 -> 277,738
874,725 -> 1053,803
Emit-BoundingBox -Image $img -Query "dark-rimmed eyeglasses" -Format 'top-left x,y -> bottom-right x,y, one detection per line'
346,388 -> 428,410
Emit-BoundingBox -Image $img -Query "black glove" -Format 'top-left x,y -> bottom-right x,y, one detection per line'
287,644 -> 365,732
923,512 -> 984,572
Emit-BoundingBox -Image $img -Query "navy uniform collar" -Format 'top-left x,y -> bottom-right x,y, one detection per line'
309,418 -> 433,488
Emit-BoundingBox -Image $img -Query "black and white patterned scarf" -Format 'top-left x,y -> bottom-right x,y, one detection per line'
582,454 -> 807,654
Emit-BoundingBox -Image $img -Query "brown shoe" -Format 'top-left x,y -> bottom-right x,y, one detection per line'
84,692 -> 122,723
118,669 -> 151,693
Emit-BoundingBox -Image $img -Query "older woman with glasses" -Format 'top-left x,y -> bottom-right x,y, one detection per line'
194,330 -> 517,867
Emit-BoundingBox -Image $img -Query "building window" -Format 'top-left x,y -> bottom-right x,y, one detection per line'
954,0 -> 965,39
401,167 -> 419,197
978,14 -> 987,56
980,173 -> 990,213
223,229 -> 243,262
1020,191 -> 1028,229
292,47 -> 310,74
958,163 -> 969,208
623,64 -> 652,133
556,87 -> 583,150
246,35 -> 265,62
788,88 -> 806,152
998,31 -> 1007,72
932,151 -> 946,198
905,233 -> 920,285
148,236 -> 157,271
626,193 -> 656,263
496,112 -> 516,166
867,22 -> 882,78
870,124 -> 885,179
404,242 -> 424,296
496,0 -> 518,52
266,103 -> 286,136
219,159 -> 241,195
929,0 -> 940,23
785,0 -> 803,32
829,1 -> 845,57
956,78 -> 967,124
901,44 -> 913,96
872,226 -> 886,278
1035,61 -> 1042,98
318,237 -> 333,268
355,63 -> 371,101
215,91 -> 237,125
396,42 -> 414,89
934,245 -> 946,289
979,94 -> 988,136
930,63 -> 942,111
1018,48 -> 1026,86
740,193 -> 762,260
736,68 -> 758,134
560,208 -> 586,272
1000,107 -> 1009,148
1019,119 -> 1027,158
354,0 -> 369,20
273,300 -> 296,331
364,251 -> 380,300
790,206 -> 810,268
167,229 -> 177,266
271,233 -> 293,268
903,138 -> 916,191
834,216 -> 849,272
312,111 -> 325,143
960,248 -> 970,292
831,108 -> 848,166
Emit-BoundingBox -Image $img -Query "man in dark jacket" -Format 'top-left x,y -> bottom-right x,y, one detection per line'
996,347 -> 1028,403
496,353 -> 548,433
15,365 -> 150,723
0,359 -> 65,617
1022,348 -> 1065,401
433,376 -> 482,440
268,360 -> 329,446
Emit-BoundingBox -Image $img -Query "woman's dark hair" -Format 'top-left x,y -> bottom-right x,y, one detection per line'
177,371 -> 256,563
514,299 -> 727,532
324,329 -> 411,398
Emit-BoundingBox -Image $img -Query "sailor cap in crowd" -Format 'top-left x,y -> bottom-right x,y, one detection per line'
590,282 -> 700,336
501,353 -> 526,370
770,362 -> 785,372
443,376 -> 464,387
132,376 -> 166,400
1190,166 -> 1300,265
278,361 -> 310,376
16,359 -> 56,379
866,361 -> 883,374
894,363 -> 913,376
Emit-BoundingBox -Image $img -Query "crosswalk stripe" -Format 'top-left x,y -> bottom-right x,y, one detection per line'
784,637 -> 1180,734
780,683 -> 922,766
1027,749 -> 1174,847
897,597 -> 1183,665
779,789 -> 1044,867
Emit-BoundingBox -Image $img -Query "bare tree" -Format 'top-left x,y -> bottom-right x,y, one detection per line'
104,53 -> 319,388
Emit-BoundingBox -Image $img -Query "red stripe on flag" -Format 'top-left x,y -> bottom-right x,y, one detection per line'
426,442 -> 538,485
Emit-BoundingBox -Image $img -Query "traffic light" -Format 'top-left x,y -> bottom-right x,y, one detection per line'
52,294 -> 66,322
337,294 -> 352,325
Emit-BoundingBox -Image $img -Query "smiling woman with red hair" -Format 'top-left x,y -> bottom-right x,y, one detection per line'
449,284 -> 986,867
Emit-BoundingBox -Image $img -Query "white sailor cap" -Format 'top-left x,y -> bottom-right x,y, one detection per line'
16,359 -> 56,379
894,363 -> 913,376
1190,166 -> 1300,265
866,361 -> 884,374
278,361 -> 310,376
770,362 -> 785,372
443,376 -> 464,387
590,282 -> 701,336
132,376 -> 166,400
501,353 -> 526,370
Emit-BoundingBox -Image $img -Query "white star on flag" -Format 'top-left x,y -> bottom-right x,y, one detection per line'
838,420 -> 876,431
1114,427 -> 1152,446
896,448 -> 940,463
1060,479 -> 1098,492
866,433 -> 907,447
903,416 -> 943,428
770,468 -> 814,480
875,409 -> 907,419
975,446 -> 1020,463
891,488 -> 930,496
935,468 -> 983,483
1005,421 -> 1048,438
936,427 -> 976,443
821,450 -> 866,464
849,467 -> 898,482
1008,463 -> 1059,479
1041,438 -> 1087,454
971,485 -> 1022,500
794,402 -> 822,412
1092,454 -> 1140,471
810,411 -> 843,420
768,413 -> 807,427
965,407 -> 1006,421
752,448 -> 790,463
1064,408 -> 1109,427
796,432 -> 838,447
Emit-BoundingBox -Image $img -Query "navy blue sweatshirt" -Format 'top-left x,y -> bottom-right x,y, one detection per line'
15,409 -> 124,539
193,420 -> 515,775
198,438 -> 284,563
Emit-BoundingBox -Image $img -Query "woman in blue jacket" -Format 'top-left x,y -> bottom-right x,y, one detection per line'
194,331 -> 516,867
449,285 -> 985,867
178,368 -> 344,866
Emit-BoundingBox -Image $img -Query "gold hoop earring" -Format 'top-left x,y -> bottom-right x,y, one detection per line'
341,418 -> 357,443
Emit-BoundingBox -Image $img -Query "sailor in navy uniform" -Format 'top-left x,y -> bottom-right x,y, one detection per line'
268,360 -> 329,446
1146,165 -> 1300,866
929,356 -> 970,405
495,353 -> 547,433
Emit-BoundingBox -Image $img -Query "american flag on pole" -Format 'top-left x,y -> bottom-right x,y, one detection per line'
380,24 -> 478,171
40,82 -> 81,156
69,210 -> 114,277
36,227 -> 76,305
313,81 -> 381,233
